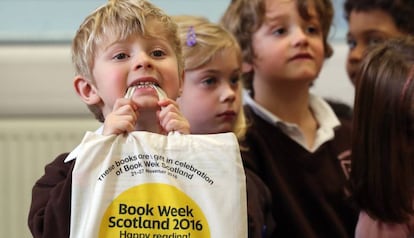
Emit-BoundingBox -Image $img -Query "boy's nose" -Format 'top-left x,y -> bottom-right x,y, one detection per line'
291,28 -> 309,47
133,53 -> 153,70
347,44 -> 364,63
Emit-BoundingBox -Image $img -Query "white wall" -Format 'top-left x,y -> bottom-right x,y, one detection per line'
0,45 -> 89,117
312,42 -> 355,107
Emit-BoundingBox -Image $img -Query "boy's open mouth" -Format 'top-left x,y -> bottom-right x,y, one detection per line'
131,81 -> 159,88
124,83 -> 166,100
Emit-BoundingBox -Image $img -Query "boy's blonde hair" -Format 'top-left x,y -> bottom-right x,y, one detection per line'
71,0 -> 183,122
173,15 -> 247,139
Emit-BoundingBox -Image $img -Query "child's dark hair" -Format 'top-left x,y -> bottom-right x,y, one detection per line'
221,0 -> 334,92
351,36 -> 414,223
344,0 -> 414,35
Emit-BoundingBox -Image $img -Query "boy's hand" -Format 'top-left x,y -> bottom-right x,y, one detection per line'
158,98 -> 190,134
103,98 -> 138,135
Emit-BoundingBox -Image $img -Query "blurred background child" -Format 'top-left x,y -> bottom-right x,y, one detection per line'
351,36 -> 414,238
344,0 -> 414,85
316,0 -> 414,123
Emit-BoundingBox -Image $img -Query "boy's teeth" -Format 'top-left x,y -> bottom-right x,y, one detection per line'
124,86 -> 136,99
136,82 -> 156,88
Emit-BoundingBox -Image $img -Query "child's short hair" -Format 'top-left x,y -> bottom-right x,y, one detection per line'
72,0 -> 183,122
344,0 -> 414,35
221,0 -> 334,91
173,15 -> 247,139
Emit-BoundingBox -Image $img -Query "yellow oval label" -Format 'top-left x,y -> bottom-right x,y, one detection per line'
99,183 -> 210,238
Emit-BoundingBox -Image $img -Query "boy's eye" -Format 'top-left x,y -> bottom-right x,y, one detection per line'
113,53 -> 129,60
346,38 -> 356,50
367,37 -> 384,47
306,25 -> 320,35
272,28 -> 286,36
151,49 -> 166,57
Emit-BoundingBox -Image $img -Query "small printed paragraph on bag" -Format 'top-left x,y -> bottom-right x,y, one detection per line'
70,131 -> 248,238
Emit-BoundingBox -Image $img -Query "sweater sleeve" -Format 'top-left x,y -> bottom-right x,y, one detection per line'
28,153 -> 74,238
245,168 -> 276,238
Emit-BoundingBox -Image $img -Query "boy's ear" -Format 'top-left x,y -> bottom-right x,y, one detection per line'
73,75 -> 101,105
242,62 -> 253,73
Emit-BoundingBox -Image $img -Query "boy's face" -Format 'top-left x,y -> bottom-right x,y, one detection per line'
177,49 -> 242,134
249,0 -> 324,84
91,33 -> 181,118
346,9 -> 404,85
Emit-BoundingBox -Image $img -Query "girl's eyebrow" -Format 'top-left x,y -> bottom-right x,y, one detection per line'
198,68 -> 221,74
201,67 -> 241,74
231,68 -> 242,74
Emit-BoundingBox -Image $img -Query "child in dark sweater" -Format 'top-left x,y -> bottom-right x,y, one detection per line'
221,0 -> 358,236
28,0 -> 190,237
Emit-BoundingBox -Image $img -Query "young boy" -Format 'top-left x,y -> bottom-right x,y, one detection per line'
28,0 -> 189,237
322,0 -> 414,123
344,0 -> 414,85
173,15 -> 275,237
221,0 -> 358,237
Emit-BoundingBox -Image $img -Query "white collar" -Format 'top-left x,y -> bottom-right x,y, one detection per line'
243,90 -> 341,152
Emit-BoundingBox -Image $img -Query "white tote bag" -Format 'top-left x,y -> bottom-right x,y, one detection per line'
70,131 -> 247,238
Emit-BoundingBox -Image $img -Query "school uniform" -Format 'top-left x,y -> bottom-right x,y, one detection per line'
240,92 -> 358,238
28,152 -> 73,238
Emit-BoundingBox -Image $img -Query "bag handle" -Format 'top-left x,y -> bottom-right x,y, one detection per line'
124,85 -> 180,136
152,85 -> 182,136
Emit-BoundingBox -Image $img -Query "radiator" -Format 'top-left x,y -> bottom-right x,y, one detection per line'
0,118 -> 99,238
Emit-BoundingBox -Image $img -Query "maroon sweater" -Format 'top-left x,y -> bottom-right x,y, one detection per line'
28,152 -> 275,238
28,153 -> 73,238
240,105 -> 358,238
